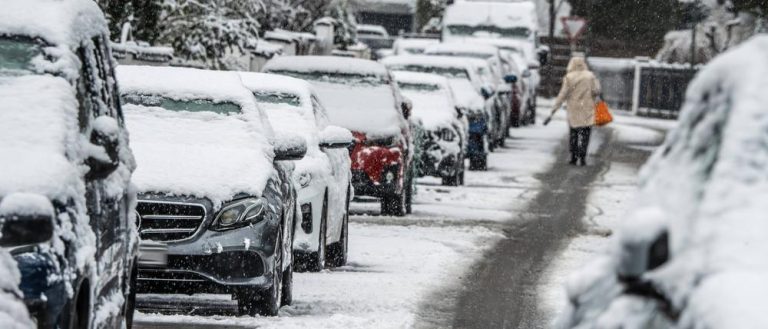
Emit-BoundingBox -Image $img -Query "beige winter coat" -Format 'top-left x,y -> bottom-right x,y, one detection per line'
551,57 -> 601,128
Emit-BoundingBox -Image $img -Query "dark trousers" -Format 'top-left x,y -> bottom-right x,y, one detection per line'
569,127 -> 592,161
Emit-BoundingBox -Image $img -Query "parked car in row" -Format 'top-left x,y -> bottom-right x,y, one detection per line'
264,56 -> 416,216
382,55 -> 492,170
117,65 -> 304,316
392,72 -> 468,186
1,1 -> 139,327
239,72 -> 354,271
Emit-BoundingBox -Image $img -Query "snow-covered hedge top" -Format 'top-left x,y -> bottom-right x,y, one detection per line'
443,1 -> 538,30
424,42 -> 500,57
0,76 -> 82,201
264,56 -> 390,78
0,0 -> 107,48
392,71 -> 458,130
239,72 -> 315,116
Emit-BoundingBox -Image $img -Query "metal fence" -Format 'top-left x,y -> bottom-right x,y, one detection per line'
636,65 -> 698,118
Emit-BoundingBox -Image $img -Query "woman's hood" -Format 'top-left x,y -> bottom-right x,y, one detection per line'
567,57 -> 589,73
125,106 -> 275,207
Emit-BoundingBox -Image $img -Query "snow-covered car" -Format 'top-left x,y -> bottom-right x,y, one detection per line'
392,37 -> 440,55
559,37 -> 768,328
117,66 -> 304,317
442,0 -> 545,124
392,72 -> 468,186
239,72 -> 354,271
423,42 -> 517,143
356,24 -> 394,58
264,56 -> 416,216
1,1 -> 139,328
0,249 -> 36,329
382,55 -> 492,170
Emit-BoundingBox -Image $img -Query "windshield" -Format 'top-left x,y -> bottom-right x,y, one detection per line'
252,91 -> 302,107
397,82 -> 441,93
447,25 -> 531,39
433,51 -> 492,60
0,37 -> 44,77
121,94 -> 242,115
268,70 -> 389,86
387,64 -> 469,80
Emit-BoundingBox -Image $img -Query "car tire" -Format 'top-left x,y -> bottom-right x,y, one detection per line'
305,195 -> 328,272
327,189 -> 350,267
238,230 -> 283,317
61,283 -> 89,329
469,154 -> 488,171
381,188 -> 406,217
405,175 -> 413,215
123,263 -> 137,329
281,265 -> 293,306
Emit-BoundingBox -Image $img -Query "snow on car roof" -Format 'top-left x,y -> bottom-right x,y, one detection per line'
264,56 -> 390,78
444,1 -> 538,30
424,42 -> 500,57
0,0 -> 107,47
392,71 -> 451,89
0,76 -> 82,201
239,72 -> 314,114
382,55 -> 488,71
117,65 -> 262,118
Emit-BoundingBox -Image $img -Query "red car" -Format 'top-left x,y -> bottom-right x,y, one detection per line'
264,56 -> 415,216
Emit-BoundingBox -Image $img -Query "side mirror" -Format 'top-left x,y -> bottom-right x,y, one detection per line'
319,125 -> 354,149
480,87 -> 494,100
503,74 -> 518,84
455,106 -> 465,119
86,116 -> 120,180
522,69 -> 532,78
0,194 -> 55,247
401,99 -> 413,119
274,134 -> 307,161
618,208 -> 670,282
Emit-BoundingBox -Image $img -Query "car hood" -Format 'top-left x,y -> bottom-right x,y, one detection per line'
125,105 -> 275,207
401,90 -> 456,131
447,79 -> 485,114
0,76 -> 83,201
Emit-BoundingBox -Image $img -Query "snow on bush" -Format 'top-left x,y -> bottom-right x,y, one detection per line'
560,36 -> 768,328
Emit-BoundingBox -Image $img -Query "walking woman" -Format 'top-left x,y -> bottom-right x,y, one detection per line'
549,56 -> 601,166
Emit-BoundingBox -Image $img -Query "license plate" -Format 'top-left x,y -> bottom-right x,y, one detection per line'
139,241 -> 168,268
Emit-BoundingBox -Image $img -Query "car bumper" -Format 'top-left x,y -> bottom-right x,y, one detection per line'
351,166 -> 401,197
136,195 -> 280,294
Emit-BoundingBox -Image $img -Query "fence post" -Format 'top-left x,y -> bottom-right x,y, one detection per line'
632,56 -> 649,116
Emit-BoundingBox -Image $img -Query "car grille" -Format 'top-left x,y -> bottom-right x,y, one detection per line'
137,201 -> 206,242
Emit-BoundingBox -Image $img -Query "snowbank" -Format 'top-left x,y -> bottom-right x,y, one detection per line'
560,36 -> 768,328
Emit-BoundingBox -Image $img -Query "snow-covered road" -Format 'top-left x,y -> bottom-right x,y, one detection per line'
134,117 -> 565,328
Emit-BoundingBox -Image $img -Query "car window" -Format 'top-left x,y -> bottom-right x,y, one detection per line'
310,96 -> 330,127
0,36 -> 44,76
76,46 -> 95,132
122,94 -> 243,115
252,91 -> 302,107
92,35 -> 122,121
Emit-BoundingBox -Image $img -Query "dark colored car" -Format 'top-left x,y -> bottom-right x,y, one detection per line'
0,1 -> 139,328
264,56 -> 416,216
117,65 -> 305,316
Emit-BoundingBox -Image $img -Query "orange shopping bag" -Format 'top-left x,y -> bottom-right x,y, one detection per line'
595,98 -> 613,126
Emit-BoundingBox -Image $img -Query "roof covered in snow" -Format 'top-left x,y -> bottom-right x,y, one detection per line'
424,42 -> 500,57
264,56 -> 390,78
0,0 -> 108,47
443,1 -> 538,30
393,38 -> 440,54
382,54 -> 489,71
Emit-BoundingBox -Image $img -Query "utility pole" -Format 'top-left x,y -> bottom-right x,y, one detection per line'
549,0 -> 556,39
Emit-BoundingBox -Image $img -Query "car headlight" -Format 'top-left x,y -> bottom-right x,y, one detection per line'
211,198 -> 266,231
434,128 -> 456,142
298,172 -> 312,188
